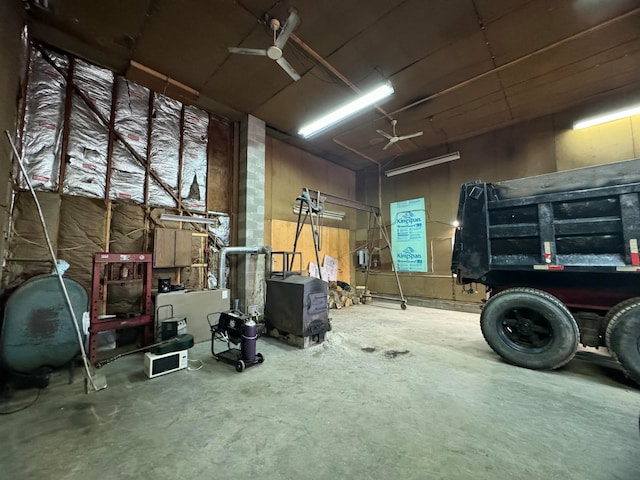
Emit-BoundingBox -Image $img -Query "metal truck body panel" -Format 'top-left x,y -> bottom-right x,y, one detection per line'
451,159 -> 640,380
452,159 -> 640,314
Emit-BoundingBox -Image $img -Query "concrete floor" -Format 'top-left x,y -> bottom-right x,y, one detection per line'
1,302 -> 639,480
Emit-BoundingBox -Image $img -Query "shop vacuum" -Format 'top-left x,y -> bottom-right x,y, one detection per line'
207,310 -> 264,372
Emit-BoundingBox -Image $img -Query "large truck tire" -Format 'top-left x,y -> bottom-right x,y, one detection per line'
605,299 -> 640,386
480,288 -> 580,370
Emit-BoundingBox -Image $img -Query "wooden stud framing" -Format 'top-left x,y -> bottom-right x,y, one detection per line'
143,90 -> 154,252
17,43 -> 33,166
104,75 -> 119,200
177,104 -> 185,213
58,57 -> 74,192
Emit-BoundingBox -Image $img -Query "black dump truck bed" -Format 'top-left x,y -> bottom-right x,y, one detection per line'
452,158 -> 640,310
451,158 -> 640,385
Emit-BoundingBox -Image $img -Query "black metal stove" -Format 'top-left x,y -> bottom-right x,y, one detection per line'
264,274 -> 329,344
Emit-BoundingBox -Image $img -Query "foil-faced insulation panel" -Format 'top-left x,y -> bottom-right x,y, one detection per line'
63,60 -> 113,198
20,49 -> 217,216
110,79 -> 149,203
182,105 -> 209,212
209,215 -> 230,247
20,48 -> 68,191
150,94 -> 181,207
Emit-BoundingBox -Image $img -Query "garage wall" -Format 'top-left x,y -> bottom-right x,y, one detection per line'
359,98 -> 640,305
2,39 -> 235,295
265,137 -> 356,284
0,1 -> 24,282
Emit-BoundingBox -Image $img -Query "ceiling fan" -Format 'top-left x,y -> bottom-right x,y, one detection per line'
376,119 -> 423,150
228,9 -> 301,81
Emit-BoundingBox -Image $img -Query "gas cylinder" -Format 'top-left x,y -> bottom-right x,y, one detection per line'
241,319 -> 258,362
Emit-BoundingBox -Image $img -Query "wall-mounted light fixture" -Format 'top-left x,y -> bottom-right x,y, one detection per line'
298,82 -> 394,139
293,205 -> 345,221
159,213 -> 219,225
573,103 -> 640,130
384,151 -> 461,177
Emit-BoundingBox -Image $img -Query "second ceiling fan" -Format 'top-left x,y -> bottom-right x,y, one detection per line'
376,119 -> 423,150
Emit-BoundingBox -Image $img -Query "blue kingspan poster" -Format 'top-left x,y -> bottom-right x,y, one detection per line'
390,198 -> 427,272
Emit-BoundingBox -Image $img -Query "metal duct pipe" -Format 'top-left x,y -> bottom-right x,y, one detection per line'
219,246 -> 271,289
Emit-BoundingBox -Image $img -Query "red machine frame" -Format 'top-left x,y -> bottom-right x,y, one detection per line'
88,252 -> 154,364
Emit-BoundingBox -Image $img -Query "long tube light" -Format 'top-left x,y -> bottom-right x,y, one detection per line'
384,151 -> 461,177
298,82 -> 394,139
293,205 -> 345,220
159,213 -> 219,225
573,103 -> 640,130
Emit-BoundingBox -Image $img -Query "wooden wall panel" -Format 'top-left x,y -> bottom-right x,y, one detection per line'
153,228 -> 175,267
270,219 -> 352,284
206,116 -> 233,213
174,230 -> 192,266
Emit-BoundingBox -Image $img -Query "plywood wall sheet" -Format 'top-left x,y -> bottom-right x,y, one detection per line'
10,192 -> 62,261
266,137 -> 356,228
133,0 -> 263,91
5,192 -> 62,288
281,0 -> 405,61
632,115 -> 640,157
499,15 -> 640,89
58,196 -> 107,291
255,76 -> 353,134
503,21 -> 640,119
325,0 -> 479,84
555,120 -> 637,171
430,237 -> 455,274
175,230 -> 193,267
364,31 -> 493,119
153,228 -> 176,268
483,0 -> 639,65
474,0 -> 532,23
206,116 -> 233,213
271,219 -> 352,284
110,203 -> 146,253
54,0 -> 152,61
489,117 -> 557,178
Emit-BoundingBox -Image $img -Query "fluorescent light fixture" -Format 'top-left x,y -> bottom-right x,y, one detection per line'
293,205 -> 345,221
298,82 -> 394,138
573,103 -> 640,130
160,213 -> 218,225
384,151 -> 461,177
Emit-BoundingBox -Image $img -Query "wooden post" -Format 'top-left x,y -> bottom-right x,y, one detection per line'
58,57 -> 74,193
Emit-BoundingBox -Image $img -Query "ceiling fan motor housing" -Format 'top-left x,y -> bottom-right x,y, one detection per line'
267,45 -> 283,60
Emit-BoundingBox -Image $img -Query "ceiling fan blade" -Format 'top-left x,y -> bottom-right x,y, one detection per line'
228,47 -> 268,56
382,141 -> 394,150
376,129 -> 393,140
276,57 -> 301,81
397,131 -> 424,141
275,9 -> 300,49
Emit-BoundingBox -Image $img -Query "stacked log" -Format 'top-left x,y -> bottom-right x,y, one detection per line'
327,282 -> 371,309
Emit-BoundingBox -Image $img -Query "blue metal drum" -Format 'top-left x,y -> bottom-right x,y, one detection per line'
1,274 -> 88,373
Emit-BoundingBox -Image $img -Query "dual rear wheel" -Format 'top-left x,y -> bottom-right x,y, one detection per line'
605,298 -> 640,385
481,288 -> 640,384
480,288 -> 579,370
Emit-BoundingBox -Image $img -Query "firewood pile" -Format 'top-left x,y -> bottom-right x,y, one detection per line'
327,282 -> 371,309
